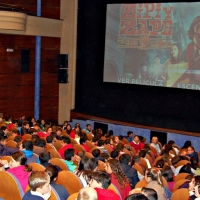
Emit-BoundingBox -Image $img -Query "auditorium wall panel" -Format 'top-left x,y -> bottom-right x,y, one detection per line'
0,1 -> 60,121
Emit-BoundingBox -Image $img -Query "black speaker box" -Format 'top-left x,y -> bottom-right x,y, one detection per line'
58,69 -> 68,83
58,54 -> 68,68
21,50 -> 30,73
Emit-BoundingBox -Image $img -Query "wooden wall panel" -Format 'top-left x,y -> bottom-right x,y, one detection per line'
0,1 -> 60,122
0,1 -> 60,19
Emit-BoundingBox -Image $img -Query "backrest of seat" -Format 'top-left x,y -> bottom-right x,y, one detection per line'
54,140 -> 62,151
23,134 -> 32,140
135,178 -> 147,188
56,170 -> 83,195
171,188 -> 189,200
173,179 -> 188,192
47,149 -> 62,158
6,140 -> 17,148
84,152 -> 94,158
0,171 -> 24,200
133,163 -> 144,175
29,162 -> 45,171
50,186 -> 61,200
50,158 -> 69,171
67,192 -> 79,200
174,173 -> 190,182
73,144 -> 85,153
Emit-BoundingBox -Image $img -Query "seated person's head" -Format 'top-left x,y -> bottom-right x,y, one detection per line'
77,187 -> 97,200
56,127 -> 62,137
28,171 -> 51,195
23,121 -> 30,130
99,153 -> 109,162
22,140 -> 33,151
127,131 -> 133,138
79,137 -> 86,145
0,135 -> 7,146
34,138 -> 46,148
115,143 -> 124,153
151,136 -> 158,144
139,150 -> 146,158
11,129 -> 19,137
89,170 -> 111,189
179,163 -> 194,175
110,150 -> 119,159
14,135 -> 23,148
31,135 -> 39,144
64,148 -> 75,161
125,193 -> 148,200
10,151 -> 28,168
118,135 -> 124,141
155,159 -> 165,169
28,128 -> 37,135
81,157 -> 98,171
39,152 -> 51,164
92,149 -> 100,158
97,140 -> 104,147
187,146 -> 195,154
141,187 -> 158,200
46,135 -> 56,144
119,153 -> 131,165
45,165 -> 59,182
60,136 -> 71,145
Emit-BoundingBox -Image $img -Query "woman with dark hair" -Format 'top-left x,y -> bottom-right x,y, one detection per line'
75,156 -> 98,187
119,153 -> 139,189
179,163 -> 194,175
165,42 -> 184,66
45,165 -> 69,200
105,159 -> 131,200
181,141 -> 192,149
162,166 -> 175,191
7,151 -> 32,192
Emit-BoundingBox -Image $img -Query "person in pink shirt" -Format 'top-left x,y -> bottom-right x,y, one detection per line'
7,151 -> 32,192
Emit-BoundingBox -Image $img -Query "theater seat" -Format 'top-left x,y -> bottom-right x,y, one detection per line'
0,171 -> 24,200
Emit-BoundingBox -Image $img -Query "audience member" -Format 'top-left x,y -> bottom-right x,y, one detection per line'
45,165 -> 69,200
105,159 -> 131,199
77,187 -> 97,200
22,171 -> 51,200
89,170 -> 121,200
119,153 -> 139,189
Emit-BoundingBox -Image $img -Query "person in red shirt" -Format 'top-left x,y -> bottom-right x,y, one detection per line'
130,135 -> 144,153
89,170 -> 121,200
58,136 -> 77,159
79,138 -> 90,152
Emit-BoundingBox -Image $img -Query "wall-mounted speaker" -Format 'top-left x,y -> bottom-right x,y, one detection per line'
58,54 -> 68,68
21,50 -> 30,73
58,69 -> 68,83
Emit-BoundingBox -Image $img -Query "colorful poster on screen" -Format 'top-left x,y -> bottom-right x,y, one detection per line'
103,3 -> 200,90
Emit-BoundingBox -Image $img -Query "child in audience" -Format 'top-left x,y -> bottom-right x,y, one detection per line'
162,166 -> 175,192
91,149 -> 101,160
105,159 -> 131,199
77,187 -> 97,200
63,148 -> 80,172
0,135 -> 18,156
7,151 -> 32,192
45,165 -> 69,200
110,150 -> 119,159
119,153 -> 139,189
89,170 -> 121,200
22,171 -> 51,200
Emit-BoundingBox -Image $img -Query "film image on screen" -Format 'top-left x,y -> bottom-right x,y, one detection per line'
103,3 -> 200,90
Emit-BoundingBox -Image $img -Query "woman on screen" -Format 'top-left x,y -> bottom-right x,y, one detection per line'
164,42 -> 183,66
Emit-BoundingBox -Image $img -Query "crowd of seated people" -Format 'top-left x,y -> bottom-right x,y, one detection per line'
0,115 -> 200,200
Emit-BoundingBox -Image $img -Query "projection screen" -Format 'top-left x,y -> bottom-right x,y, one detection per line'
103,3 -> 200,90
